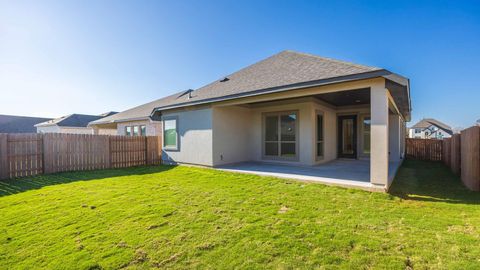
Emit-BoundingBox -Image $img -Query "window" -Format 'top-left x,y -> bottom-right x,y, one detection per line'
163,118 -> 178,149
415,129 -> 421,133
140,125 -> 146,136
263,111 -> 297,160
316,113 -> 324,158
362,117 -> 371,154
133,126 -> 139,136
125,126 -> 132,136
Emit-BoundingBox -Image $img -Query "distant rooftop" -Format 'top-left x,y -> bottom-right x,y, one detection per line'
35,112 -> 118,128
0,114 -> 52,133
411,118 -> 453,134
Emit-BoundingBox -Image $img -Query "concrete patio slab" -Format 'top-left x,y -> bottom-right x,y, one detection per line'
218,159 -> 402,192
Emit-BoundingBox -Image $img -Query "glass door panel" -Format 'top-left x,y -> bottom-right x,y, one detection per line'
342,119 -> 354,154
264,112 -> 297,160
338,115 -> 357,158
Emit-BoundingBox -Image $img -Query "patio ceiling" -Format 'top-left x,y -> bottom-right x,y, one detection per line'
314,88 -> 370,107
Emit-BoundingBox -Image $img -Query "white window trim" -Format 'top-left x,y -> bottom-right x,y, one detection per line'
162,116 -> 179,151
133,126 -> 140,136
125,126 -> 132,136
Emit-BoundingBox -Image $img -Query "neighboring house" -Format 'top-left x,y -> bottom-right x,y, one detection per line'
142,50 -> 411,190
35,112 -> 117,134
408,118 -> 453,139
88,99 -> 164,136
476,119 -> 480,126
0,114 -> 52,133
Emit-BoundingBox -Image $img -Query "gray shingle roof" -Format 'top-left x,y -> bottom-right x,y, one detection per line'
188,50 -> 380,100
412,118 -> 453,134
36,113 -> 117,128
0,114 -> 52,133
92,50 -> 410,125
88,93 -> 186,125
154,50 -> 386,110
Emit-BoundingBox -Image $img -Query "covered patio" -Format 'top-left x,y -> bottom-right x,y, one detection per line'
218,159 -> 402,191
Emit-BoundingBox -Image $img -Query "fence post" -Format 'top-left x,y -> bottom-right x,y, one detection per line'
145,136 -> 149,165
0,134 -> 8,180
460,127 -> 480,191
107,136 -> 112,169
40,133 -> 45,174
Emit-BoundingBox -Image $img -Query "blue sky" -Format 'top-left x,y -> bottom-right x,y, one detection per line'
1,0 -> 479,128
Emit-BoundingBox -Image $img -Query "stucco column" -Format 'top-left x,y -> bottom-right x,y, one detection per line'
388,114 -> 401,161
370,86 -> 389,186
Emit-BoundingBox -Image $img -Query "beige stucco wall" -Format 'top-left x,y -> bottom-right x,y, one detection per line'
36,125 -> 61,133
370,83 -> 390,186
97,128 -> 117,135
212,106 -> 252,166
37,125 -> 94,134
116,120 -> 162,136
389,114 -> 401,162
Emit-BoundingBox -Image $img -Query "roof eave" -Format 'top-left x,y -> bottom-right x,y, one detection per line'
34,123 -> 57,127
151,69 -> 393,115
88,116 -> 152,127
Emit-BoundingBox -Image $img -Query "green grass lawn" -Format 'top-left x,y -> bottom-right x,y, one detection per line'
1,160 -> 480,269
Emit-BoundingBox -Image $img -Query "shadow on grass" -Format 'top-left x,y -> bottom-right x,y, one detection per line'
389,159 -> 480,204
0,165 -> 175,197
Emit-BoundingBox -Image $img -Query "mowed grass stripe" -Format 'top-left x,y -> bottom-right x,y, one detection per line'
1,160 -> 480,269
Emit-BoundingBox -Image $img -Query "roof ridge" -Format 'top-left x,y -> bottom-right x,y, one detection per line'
194,50 -> 380,92
282,50 -> 381,70
193,52 -> 285,91
426,119 -> 451,129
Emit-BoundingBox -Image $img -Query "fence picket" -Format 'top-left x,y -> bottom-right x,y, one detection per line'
406,138 -> 443,161
0,133 -> 161,180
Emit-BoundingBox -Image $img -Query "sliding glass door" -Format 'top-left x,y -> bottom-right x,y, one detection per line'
263,111 -> 298,160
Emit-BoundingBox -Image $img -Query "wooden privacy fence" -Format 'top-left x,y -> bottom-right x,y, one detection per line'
407,126 -> 480,191
0,133 -> 162,180
406,126 -> 480,191
443,134 -> 461,175
460,127 -> 480,191
405,138 -> 443,161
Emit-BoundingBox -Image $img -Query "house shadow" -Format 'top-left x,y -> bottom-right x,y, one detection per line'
389,159 -> 480,205
0,165 -> 175,197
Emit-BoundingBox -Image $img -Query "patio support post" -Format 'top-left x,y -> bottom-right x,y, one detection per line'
370,84 -> 389,186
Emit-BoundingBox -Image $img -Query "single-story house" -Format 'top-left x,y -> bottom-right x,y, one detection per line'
408,118 -> 453,139
0,114 -> 52,133
88,99 -> 165,136
149,50 -> 411,191
35,112 -> 117,134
